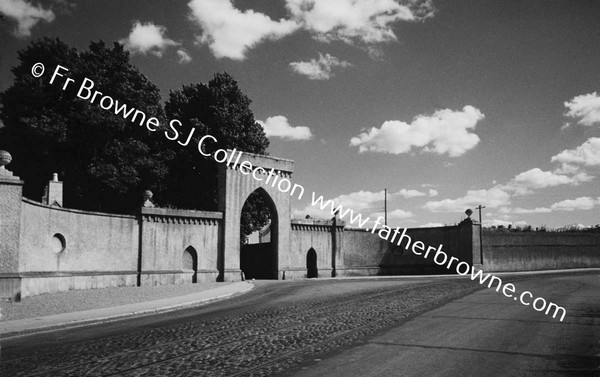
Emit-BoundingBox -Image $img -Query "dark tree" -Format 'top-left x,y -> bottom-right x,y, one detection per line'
0,39 -> 271,238
0,38 -> 172,213
164,73 -> 270,238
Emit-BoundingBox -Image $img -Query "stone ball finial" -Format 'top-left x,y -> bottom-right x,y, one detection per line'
143,190 -> 155,208
0,150 -> 12,168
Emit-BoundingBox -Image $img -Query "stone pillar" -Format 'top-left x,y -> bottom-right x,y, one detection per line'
0,151 -> 24,300
456,218 -> 481,266
217,162 -> 240,282
472,222 -> 483,267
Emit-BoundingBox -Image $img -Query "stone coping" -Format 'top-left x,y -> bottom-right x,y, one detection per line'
0,271 -> 138,278
344,225 -> 459,232
291,218 -> 346,227
141,207 -> 223,219
228,149 -> 295,173
0,176 -> 23,184
22,198 -> 136,219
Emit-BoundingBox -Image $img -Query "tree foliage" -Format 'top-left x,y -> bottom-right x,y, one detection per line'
0,38 -> 172,212
164,73 -> 270,238
0,39 -> 272,239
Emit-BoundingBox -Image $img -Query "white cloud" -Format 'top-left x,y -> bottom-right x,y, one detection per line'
292,192 -> 370,219
420,222 -> 444,228
185,0 -> 435,60
483,219 -> 528,228
290,53 -> 351,80
550,197 -> 600,212
395,188 -> 426,198
389,209 -> 414,219
292,187 -> 435,220
423,139 -> 597,215
177,49 -> 192,64
363,209 -> 413,228
350,106 -> 484,157
120,21 -> 179,57
391,188 -> 436,198
427,164 -> 593,214
501,207 -> 552,214
551,137 -> 600,168
0,0 -> 55,37
501,168 -> 588,195
188,0 -> 298,60
371,209 -> 414,220
258,116 -> 313,140
498,197 -> 600,214
293,189 -> 397,220
564,92 -> 600,127
334,190 -> 387,211
423,187 -> 511,213
286,0 -> 433,44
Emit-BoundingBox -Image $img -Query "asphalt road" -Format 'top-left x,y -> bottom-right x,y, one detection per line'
289,273 -> 600,377
0,273 -> 598,376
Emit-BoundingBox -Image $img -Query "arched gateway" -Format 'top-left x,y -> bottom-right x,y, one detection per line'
217,152 -> 294,281
0,148 -> 487,300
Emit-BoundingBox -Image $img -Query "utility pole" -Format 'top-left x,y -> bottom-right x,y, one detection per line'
331,209 -> 338,277
476,205 -> 485,265
476,205 -> 485,225
384,188 -> 387,227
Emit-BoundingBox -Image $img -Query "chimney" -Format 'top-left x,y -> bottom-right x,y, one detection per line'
43,173 -> 63,207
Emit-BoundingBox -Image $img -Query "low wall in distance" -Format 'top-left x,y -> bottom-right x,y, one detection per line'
339,223 -> 476,276
482,232 -> 600,272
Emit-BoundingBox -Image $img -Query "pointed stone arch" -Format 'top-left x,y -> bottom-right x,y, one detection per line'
240,187 -> 278,279
217,152 -> 294,281
306,247 -> 318,278
182,245 -> 198,283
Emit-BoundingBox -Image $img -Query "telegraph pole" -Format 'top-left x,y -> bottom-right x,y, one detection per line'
476,205 -> 485,265
476,205 -> 485,224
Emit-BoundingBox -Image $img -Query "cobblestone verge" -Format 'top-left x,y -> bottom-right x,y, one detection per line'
1,279 -> 483,376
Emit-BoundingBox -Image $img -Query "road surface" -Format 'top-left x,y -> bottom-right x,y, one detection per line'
289,273 -> 600,377
0,273 -> 598,376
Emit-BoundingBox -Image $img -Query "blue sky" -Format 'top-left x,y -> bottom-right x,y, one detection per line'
1,0 -> 599,228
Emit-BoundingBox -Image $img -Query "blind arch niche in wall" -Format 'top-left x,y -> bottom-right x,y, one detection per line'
183,246 -> 198,283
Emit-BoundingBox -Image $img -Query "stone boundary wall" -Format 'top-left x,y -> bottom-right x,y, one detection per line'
2,159 -> 598,299
140,207 -> 222,285
339,223 -> 477,276
19,199 -> 139,296
288,219 -> 343,278
482,232 -> 600,272
2,197 -> 224,298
